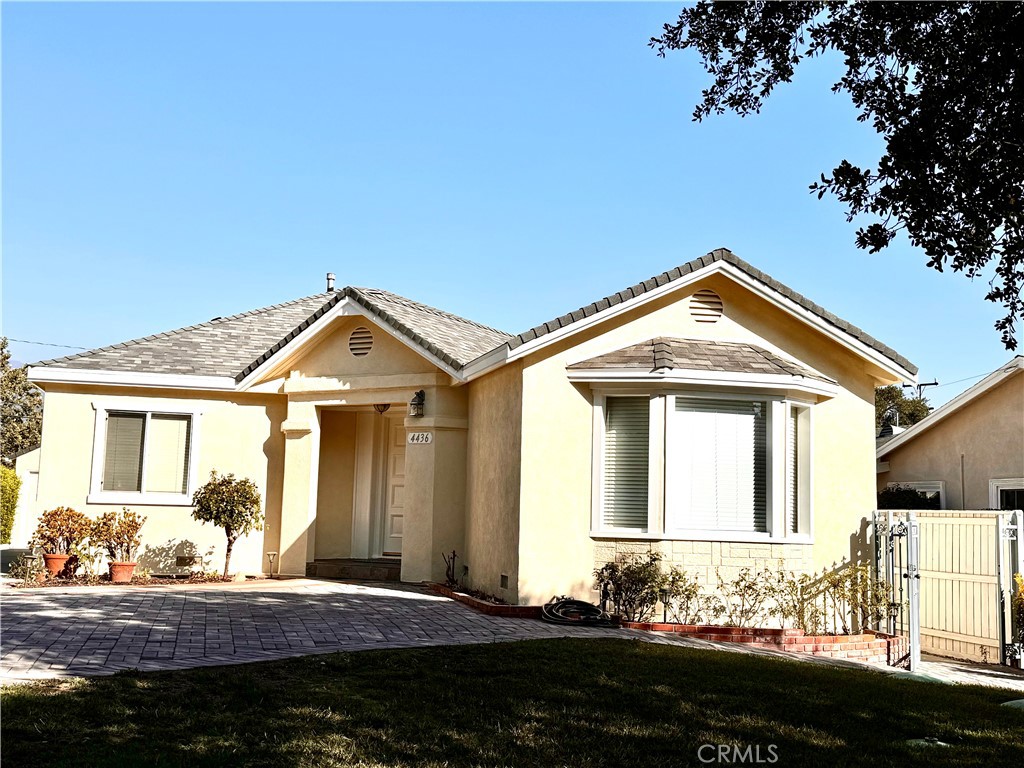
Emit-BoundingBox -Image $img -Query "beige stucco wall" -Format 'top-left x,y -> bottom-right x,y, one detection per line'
878,372 -> 1024,508
32,385 -> 285,576
314,409 -> 357,559
514,273 -> 889,605
464,360 -> 523,600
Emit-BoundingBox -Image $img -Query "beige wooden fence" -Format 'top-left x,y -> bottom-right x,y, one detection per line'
916,512 -> 1013,662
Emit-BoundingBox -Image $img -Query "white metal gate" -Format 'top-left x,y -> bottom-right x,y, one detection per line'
874,509 -> 1022,671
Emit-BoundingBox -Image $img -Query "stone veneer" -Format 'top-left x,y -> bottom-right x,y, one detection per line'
593,538 -> 814,587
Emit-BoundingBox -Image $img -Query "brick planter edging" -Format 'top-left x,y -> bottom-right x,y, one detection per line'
428,583 -> 543,618
620,621 -> 901,664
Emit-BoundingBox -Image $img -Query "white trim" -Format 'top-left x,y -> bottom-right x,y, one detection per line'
88,399 -> 204,506
877,356 -> 1024,458
235,296 -> 464,389
566,367 -> 839,398
989,478 -> 1024,509
590,531 -> 814,545
463,260 -> 916,383
29,367 -> 235,391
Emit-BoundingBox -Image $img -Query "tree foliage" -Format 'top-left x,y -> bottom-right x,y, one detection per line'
191,471 -> 263,578
877,484 -> 940,511
1,466 -> 21,544
1,338 -> 43,466
652,2 -> 1024,348
875,384 -> 930,431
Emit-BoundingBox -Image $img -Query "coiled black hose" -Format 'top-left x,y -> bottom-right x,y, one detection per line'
541,597 -> 617,627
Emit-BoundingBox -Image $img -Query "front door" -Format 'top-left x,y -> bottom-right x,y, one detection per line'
381,418 -> 406,557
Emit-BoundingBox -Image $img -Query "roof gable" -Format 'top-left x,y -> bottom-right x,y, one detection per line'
494,249 -> 916,378
877,356 -> 1024,458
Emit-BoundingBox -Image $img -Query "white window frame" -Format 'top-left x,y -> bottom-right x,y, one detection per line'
591,389 -> 813,544
88,398 -> 203,506
989,478 -> 1024,510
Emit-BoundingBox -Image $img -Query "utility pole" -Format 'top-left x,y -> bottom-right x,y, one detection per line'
903,380 -> 938,399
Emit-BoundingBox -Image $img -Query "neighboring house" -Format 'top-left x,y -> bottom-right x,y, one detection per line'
876,356 -> 1024,511
11,446 -> 41,547
27,249 -> 914,603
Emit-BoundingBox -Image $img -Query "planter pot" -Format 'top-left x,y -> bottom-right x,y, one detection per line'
42,553 -> 71,577
109,561 -> 138,584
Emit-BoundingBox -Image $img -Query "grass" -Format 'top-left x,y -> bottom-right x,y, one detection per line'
2,638 -> 1022,767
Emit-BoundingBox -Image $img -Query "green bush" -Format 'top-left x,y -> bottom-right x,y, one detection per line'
594,553 -> 666,622
0,465 -> 20,544
877,484 -> 940,510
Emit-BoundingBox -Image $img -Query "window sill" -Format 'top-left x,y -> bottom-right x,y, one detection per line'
591,530 -> 813,545
87,492 -> 194,507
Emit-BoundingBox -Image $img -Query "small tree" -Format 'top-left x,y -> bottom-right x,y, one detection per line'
1,465 -> 21,544
191,471 -> 263,578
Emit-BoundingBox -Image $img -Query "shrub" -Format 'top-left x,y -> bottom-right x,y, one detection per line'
665,567 -> 722,624
594,553 -> 666,622
716,567 -> 778,628
32,506 -> 91,554
877,484 -> 940,510
1010,573 -> 1023,659
192,471 -> 263,578
0,465 -> 19,544
92,507 -> 147,562
797,562 -> 897,634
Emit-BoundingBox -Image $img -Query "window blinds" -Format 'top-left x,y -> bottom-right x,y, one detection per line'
602,397 -> 649,529
669,398 -> 767,532
103,412 -> 146,492
786,407 -> 799,533
144,415 -> 191,494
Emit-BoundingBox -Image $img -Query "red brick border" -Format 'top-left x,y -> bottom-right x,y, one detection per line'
621,621 -> 901,664
428,584 -> 543,618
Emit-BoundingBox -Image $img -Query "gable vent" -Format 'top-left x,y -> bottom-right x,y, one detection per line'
690,289 -> 723,323
348,326 -> 374,356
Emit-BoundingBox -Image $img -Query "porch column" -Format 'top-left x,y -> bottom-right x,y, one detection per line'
401,386 -> 468,583
278,400 -> 321,576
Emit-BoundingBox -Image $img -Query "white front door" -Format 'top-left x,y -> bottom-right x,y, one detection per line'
381,418 -> 406,557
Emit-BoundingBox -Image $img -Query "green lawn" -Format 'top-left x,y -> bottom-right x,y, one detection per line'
2,638 -> 1022,767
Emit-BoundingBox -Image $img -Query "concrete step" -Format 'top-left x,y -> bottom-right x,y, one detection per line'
306,558 -> 401,582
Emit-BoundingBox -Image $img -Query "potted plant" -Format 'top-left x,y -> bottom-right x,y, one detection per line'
32,507 -> 92,578
91,508 -> 146,583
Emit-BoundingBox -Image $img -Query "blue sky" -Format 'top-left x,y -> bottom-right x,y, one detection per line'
2,2 -> 1014,406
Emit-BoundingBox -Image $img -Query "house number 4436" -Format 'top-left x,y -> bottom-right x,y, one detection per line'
407,432 -> 433,445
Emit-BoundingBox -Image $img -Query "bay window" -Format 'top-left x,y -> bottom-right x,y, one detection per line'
595,393 -> 811,541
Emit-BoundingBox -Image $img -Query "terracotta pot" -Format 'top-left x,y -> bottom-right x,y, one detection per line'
109,561 -> 137,584
42,553 -> 71,577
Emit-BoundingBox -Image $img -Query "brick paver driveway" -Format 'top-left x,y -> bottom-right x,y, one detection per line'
0,579 -> 623,680
4,578 -> 1022,691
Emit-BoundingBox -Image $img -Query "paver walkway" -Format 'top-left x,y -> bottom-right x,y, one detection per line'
3,578 -> 1022,692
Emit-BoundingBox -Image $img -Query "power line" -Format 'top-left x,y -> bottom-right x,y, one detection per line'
931,372 -> 990,389
7,338 -> 88,351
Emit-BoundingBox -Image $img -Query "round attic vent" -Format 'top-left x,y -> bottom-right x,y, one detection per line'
690,289 -> 724,323
349,326 -> 374,356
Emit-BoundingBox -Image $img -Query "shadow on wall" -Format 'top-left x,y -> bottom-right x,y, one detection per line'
139,540 -> 216,576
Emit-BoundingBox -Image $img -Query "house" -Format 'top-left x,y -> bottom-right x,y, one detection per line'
12,446 -> 41,547
27,249 -> 915,603
876,356 -> 1024,510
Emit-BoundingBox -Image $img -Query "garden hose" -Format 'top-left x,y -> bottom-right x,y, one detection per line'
541,597 -> 617,627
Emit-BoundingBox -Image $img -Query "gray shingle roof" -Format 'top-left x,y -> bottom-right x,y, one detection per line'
506,248 -> 917,375
236,287 -> 511,381
37,293 -> 338,378
568,337 -> 834,383
37,287 -> 511,381
36,247 -> 913,384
